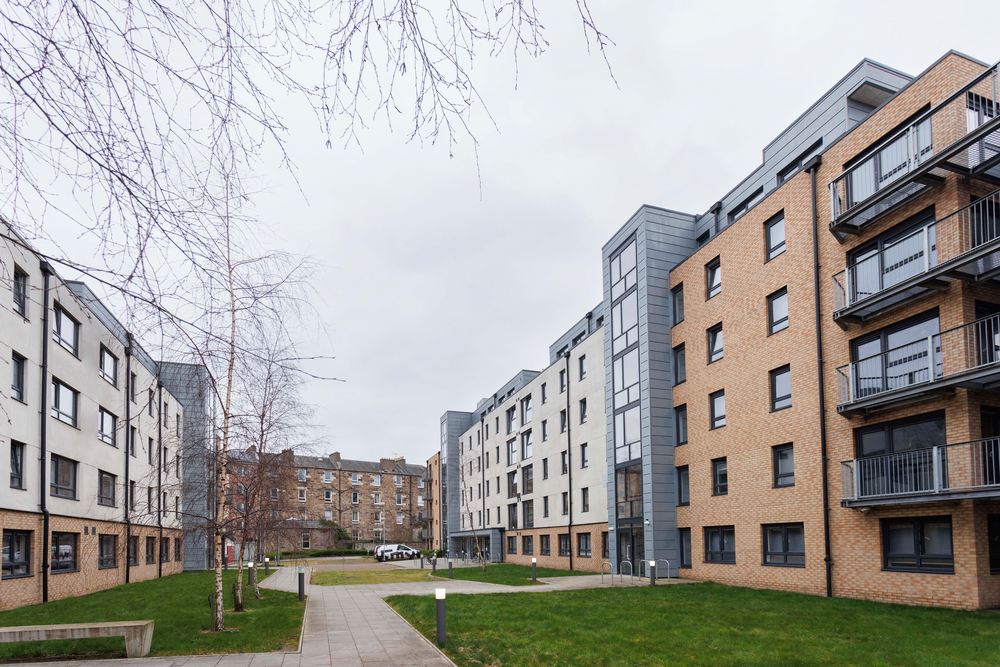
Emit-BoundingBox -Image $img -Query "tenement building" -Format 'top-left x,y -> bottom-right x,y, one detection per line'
440,311 -> 610,571
424,451 -> 442,551
1,222 -> 188,610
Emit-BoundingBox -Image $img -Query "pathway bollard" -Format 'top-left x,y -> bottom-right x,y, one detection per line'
532,557 -> 537,581
265,557 -> 270,576
420,555 -> 424,569
650,561 -> 656,586
298,566 -> 305,601
435,589 -> 447,647
432,557 -> 437,575
448,559 -> 453,579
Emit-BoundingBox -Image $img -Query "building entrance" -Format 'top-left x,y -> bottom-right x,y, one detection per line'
617,525 -> 644,575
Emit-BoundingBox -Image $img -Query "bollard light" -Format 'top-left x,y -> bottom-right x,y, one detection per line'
298,565 -> 305,601
249,561 -> 254,569
432,556 -> 437,575
435,589 -> 446,647
448,559 -> 453,579
649,560 -> 656,587
264,557 -> 270,575
532,557 -> 537,581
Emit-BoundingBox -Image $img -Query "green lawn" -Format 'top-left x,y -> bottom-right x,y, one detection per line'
312,570 -> 434,585
0,569 -> 304,661
443,563 -> 592,586
388,582 -> 1000,666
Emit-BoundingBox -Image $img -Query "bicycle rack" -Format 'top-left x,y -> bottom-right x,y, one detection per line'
656,559 -> 672,581
601,561 -> 614,586
491,551 -> 502,564
638,560 -> 648,579
619,560 -> 634,585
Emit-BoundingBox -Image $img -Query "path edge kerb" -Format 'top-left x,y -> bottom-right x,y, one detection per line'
381,598 -> 458,667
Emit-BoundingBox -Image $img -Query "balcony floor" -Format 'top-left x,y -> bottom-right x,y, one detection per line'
838,363 -> 1000,416
843,485 -> 1000,508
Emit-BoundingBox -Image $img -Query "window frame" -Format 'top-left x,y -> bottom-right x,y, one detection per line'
10,441 -> 25,489
146,537 -> 156,564
98,407 -> 118,446
98,470 -> 116,507
2,529 -> 31,578
770,365 -> 792,412
523,535 -> 533,555
12,267 -> 28,318
709,390 -> 726,430
765,212 -> 786,261
579,398 -> 587,424
11,351 -> 26,403
677,465 -> 690,506
675,405 -> 688,445
581,486 -> 589,513
51,532 -> 78,573
99,346 -> 118,386
705,257 -> 722,299
558,534 -> 571,557
50,454 -> 77,499
678,528 -> 692,568
578,533 -> 592,558
707,323 -> 724,364
712,457 -> 728,496
762,522 -> 805,567
672,283 -> 684,325
773,444 -> 795,488
98,534 -> 118,569
673,344 -> 686,385
51,378 -> 79,427
52,304 -> 80,356
540,534 -> 551,556
704,525 -> 736,564
768,287 -> 789,335
881,516 -> 954,573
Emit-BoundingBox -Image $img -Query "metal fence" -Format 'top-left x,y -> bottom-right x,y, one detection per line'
836,313 -> 1000,406
842,437 -> 1000,500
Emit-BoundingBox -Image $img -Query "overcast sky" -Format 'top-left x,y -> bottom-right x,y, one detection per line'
242,0 -> 1000,465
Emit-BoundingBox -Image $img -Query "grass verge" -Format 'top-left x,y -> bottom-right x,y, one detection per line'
445,563 -> 591,586
0,569 -> 304,661
387,581 -> 1000,666
311,570 -> 433,585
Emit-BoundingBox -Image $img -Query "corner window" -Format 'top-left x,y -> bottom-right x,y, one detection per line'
675,405 -> 688,445
765,212 -> 786,261
673,344 -> 686,385
704,526 -> 736,563
763,523 -> 804,567
773,444 -> 794,487
50,455 -> 77,499
710,390 -> 726,429
99,346 -> 118,386
51,378 -> 79,426
672,284 -> 684,324
53,305 -> 79,355
98,470 -> 116,507
2,530 -> 31,578
706,257 -> 722,299
51,532 -> 78,572
882,516 -> 953,573
12,267 -> 28,317
678,528 -> 692,568
677,466 -> 689,505
610,239 -> 637,303
712,457 -> 728,495
768,288 -> 789,335
11,352 -> 25,402
770,365 -> 791,411
707,324 -> 723,363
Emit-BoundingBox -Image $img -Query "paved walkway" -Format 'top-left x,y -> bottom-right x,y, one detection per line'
19,566 -> 687,667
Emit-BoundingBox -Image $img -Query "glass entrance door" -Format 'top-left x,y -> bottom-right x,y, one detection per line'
617,526 -> 644,575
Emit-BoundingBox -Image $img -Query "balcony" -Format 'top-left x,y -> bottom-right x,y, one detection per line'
829,62 -> 1000,234
841,438 -> 1000,506
833,189 -> 1000,326
836,314 -> 1000,415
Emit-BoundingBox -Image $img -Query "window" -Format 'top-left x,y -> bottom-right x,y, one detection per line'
128,536 -> 138,566
560,410 -> 567,433
540,535 -> 551,556
506,406 -> 517,434
11,352 -> 25,402
147,437 -> 154,465
507,536 -> 517,555
768,288 -> 789,335
326,490 -> 334,503
148,389 -> 154,416
558,534 -> 571,557
2,530 -> 30,578
10,441 -> 24,489
675,405 -> 688,445
672,284 -> 684,324
541,420 -> 548,442
302,533 -> 311,550
612,290 -> 639,357
163,401 -> 169,427
677,528 -> 691,567
130,373 -> 137,403
579,398 -> 587,424
673,344 -> 686,385
395,474 -> 403,487
351,472 -> 359,485
707,324 -> 723,363
373,474 -> 381,486
418,478 -> 424,488
374,492 -> 382,505
98,471 -> 116,507
728,187 -> 764,224
129,481 -> 136,510
521,431 -> 533,459
559,369 -> 567,393
523,535 -> 533,555
352,511 -> 359,524
763,523 -> 804,567
777,139 -> 822,184
581,487 -> 589,512
147,487 -> 153,514
615,464 -> 642,520
99,534 -> 117,569
602,532 -> 610,558
507,471 -> 518,498
854,411 -> 945,498
396,493 -> 403,505
129,426 -> 136,457
51,532 -> 78,572
298,489 -> 306,502
579,355 -> 587,380
542,458 -> 549,479
522,396 -> 532,424
12,267 -> 28,317
610,238 -> 637,301
580,443 -> 588,468
146,537 -> 156,564
712,458 -> 728,495
523,499 -> 534,528
50,455 -> 77,499
696,230 -> 710,247
577,533 -> 592,558
507,439 -> 517,466
773,444 -> 795,487
613,347 -> 640,409
543,496 -> 549,517
561,451 -> 568,475
710,390 -> 726,429
175,538 -> 183,561
374,510 -> 383,523
522,465 -> 533,495
706,257 -> 722,299
770,366 -> 791,411
51,379 -> 78,426
677,466 -> 690,505
99,346 -> 118,385
53,305 -> 79,355
541,383 -> 547,404
508,504 -> 518,530
298,469 -> 306,482
882,516 -> 953,572
705,526 -> 735,563
98,408 -> 117,446
562,491 -> 569,515
765,213 -> 786,261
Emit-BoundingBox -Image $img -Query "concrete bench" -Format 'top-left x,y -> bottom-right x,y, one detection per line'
0,620 -> 154,658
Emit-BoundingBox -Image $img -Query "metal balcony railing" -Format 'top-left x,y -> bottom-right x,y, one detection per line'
832,189 -> 1000,322
829,62 -> 1000,232
836,313 -> 1000,412
842,437 -> 1000,503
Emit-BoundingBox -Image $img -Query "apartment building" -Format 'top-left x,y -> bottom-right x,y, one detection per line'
440,312 -> 609,571
1,222 -> 187,610
424,451 -> 442,551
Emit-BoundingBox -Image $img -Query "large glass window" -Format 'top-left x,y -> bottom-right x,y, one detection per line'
99,347 -> 118,385
615,464 -> 642,520
708,324 -> 723,363
771,366 -> 791,411
523,535 -> 533,555
882,516 -> 953,572
523,500 -> 534,529
610,239 -> 637,302
53,305 -> 79,355
768,288 -> 789,334
51,532 -> 78,572
99,534 -> 117,568
706,258 -> 722,299
507,471 -> 518,498
763,523 -> 804,566
521,430 -> 533,460
508,504 -> 518,530
2,530 -> 30,578
766,213 -> 786,260
613,347 -> 640,409
522,465 -> 533,495
854,412 -> 945,496
51,379 -> 78,426
98,470 -> 116,507
851,311 -> 940,399
540,535 -> 551,556
612,290 -> 639,356
614,406 -> 641,463
710,390 -> 726,429
99,408 -> 117,446
704,526 -> 736,563
559,534 -> 571,557
578,533 -> 592,557
50,455 -> 77,499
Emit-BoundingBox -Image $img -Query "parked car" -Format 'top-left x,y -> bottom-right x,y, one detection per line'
374,544 -> 419,562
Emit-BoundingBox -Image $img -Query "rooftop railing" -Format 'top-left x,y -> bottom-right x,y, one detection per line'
842,437 -> 1000,502
830,62 -> 1000,231
836,313 -> 1000,409
833,189 -> 1000,315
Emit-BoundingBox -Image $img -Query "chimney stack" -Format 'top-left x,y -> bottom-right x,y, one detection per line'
380,458 -> 393,472
329,452 -> 341,467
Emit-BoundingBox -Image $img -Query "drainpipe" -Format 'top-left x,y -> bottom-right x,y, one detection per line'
480,416 -> 486,558
807,155 -> 834,598
564,351 -> 574,571
710,201 -> 722,235
586,311 -> 593,335
124,335 -> 133,583
157,382 -> 164,578
39,262 -> 52,603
